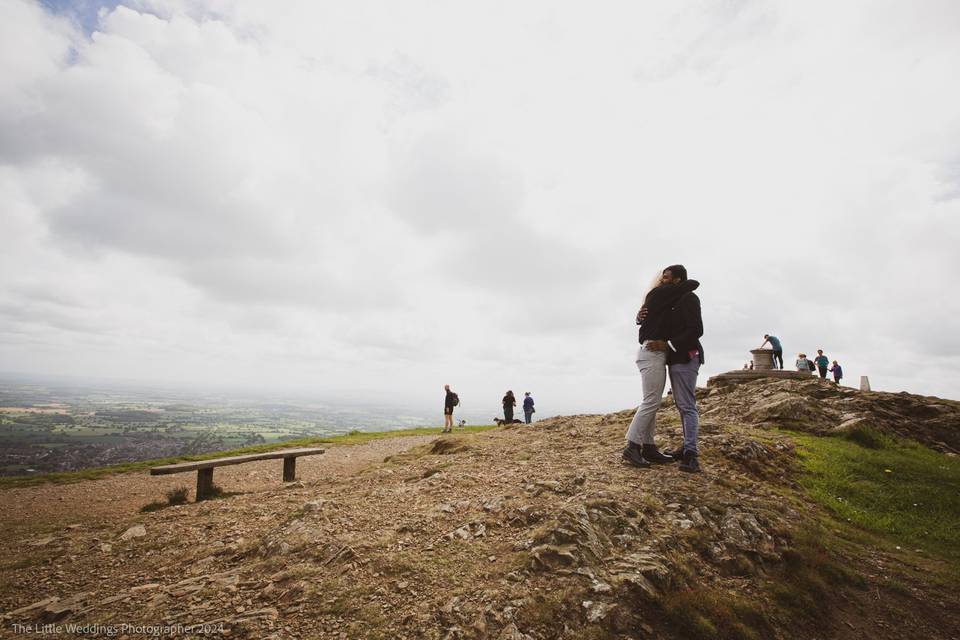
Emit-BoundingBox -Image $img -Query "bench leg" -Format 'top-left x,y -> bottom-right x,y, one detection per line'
196,468 -> 214,501
283,457 -> 296,482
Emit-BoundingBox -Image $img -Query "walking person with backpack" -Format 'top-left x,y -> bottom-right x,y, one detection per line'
442,384 -> 459,433
795,353 -> 814,373
523,392 -> 535,424
503,390 -> 517,423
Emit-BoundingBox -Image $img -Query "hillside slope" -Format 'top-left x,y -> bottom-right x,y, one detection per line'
1,381 -> 958,639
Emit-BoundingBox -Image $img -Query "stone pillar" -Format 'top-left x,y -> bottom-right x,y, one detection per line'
750,348 -> 775,371
860,376 -> 871,392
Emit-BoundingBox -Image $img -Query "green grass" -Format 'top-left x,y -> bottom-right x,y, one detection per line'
661,588 -> 772,640
792,427 -> 960,562
0,424 -> 498,489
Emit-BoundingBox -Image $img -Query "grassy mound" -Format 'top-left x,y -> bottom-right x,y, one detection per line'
793,428 -> 960,562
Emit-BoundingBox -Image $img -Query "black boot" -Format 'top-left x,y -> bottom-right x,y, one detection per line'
678,450 -> 701,473
622,442 -> 651,468
663,446 -> 685,460
642,444 -> 676,464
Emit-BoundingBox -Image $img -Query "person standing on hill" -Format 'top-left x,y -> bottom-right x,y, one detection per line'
442,384 -> 458,433
814,350 -> 830,379
761,334 -> 784,369
829,360 -> 843,384
523,392 -> 535,424
795,353 -> 814,373
625,266 -> 700,469
502,390 -> 517,423
662,266 -> 705,474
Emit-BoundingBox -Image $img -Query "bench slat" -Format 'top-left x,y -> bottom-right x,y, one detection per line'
149,447 -> 325,475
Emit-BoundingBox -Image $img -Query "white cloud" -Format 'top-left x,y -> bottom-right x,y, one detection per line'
1,0 -> 959,416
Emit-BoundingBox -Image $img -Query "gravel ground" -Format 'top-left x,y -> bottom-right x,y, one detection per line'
0,434 -> 438,534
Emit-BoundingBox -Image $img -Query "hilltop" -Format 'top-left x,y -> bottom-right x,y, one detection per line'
1,379 -> 958,639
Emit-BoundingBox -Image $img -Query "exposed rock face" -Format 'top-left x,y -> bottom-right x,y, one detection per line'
700,377 -> 960,453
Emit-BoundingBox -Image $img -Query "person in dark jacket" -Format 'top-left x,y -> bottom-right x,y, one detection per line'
442,384 -> 458,433
523,392 -> 535,423
502,390 -> 516,423
829,361 -> 843,384
662,265 -> 705,473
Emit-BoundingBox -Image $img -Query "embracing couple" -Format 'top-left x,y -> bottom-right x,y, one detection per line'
623,264 -> 704,473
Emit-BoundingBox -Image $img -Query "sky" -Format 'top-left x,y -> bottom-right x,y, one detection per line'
1,0 -> 959,417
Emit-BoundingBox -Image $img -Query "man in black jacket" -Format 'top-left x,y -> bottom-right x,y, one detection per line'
662,265 -> 704,473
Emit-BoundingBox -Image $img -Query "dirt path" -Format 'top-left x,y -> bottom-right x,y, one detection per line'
0,434 -> 436,534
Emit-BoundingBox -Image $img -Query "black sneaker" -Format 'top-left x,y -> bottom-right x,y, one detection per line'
622,443 -> 651,468
642,444 -> 676,464
678,450 -> 701,473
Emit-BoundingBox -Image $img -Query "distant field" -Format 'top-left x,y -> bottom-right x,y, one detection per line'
0,424 -> 500,488
0,382 -> 465,477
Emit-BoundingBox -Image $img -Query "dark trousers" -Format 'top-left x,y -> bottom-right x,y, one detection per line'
772,350 -> 784,369
504,407 -> 513,422
669,359 -> 701,454
524,411 -> 533,424
818,366 -> 828,379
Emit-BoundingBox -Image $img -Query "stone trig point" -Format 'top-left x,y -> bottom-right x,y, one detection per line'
707,348 -> 823,387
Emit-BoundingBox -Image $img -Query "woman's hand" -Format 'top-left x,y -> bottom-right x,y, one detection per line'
636,306 -> 648,324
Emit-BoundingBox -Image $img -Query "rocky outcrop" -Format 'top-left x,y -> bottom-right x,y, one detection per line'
699,377 -> 960,453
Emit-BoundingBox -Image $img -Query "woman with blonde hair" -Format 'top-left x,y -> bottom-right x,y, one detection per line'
623,265 -> 698,468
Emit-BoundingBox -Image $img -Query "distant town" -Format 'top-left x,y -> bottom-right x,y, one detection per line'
0,381 -> 449,476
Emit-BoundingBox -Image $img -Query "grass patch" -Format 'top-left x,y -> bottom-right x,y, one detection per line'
661,525 -> 865,639
791,431 -> 960,562
0,424 -> 499,489
661,588 -> 772,640
841,424 -> 892,449
770,525 -> 867,620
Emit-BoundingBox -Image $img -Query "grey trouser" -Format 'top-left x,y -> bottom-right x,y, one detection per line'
625,345 -> 667,446
669,358 -> 701,454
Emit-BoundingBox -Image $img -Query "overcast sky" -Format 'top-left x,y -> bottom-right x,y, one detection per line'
1,0 -> 959,417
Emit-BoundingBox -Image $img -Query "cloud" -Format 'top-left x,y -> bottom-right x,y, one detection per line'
1,0 -> 959,414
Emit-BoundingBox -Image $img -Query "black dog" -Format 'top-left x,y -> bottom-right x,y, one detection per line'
493,417 -> 524,425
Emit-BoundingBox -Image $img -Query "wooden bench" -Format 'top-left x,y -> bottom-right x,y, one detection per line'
149,447 -> 325,501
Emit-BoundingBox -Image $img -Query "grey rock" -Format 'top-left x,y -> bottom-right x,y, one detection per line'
119,525 -> 146,541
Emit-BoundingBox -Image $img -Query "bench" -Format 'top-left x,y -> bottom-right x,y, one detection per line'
149,447 -> 326,501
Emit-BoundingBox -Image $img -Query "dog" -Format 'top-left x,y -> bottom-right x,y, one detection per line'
493,417 -> 524,425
